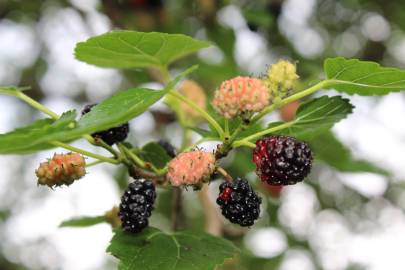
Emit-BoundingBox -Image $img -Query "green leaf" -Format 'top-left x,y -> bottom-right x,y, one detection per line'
0,111 -> 77,154
60,216 -> 105,228
74,88 -> 167,136
139,142 -> 172,169
75,31 -> 211,69
309,131 -> 389,176
276,96 -> 354,140
62,66 -> 195,140
325,57 -> 405,95
166,65 -> 199,91
107,227 -> 239,270
0,67 -> 195,153
226,148 -> 256,178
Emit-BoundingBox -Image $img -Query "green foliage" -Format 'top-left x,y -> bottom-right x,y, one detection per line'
309,131 -> 389,175
73,88 -> 167,137
0,111 -> 76,154
0,66 -> 195,155
278,96 -> 354,140
107,227 -> 239,270
325,57 -> 405,95
69,65 -> 196,140
243,9 -> 274,28
139,142 -> 172,169
75,31 -> 211,69
60,216 -> 105,228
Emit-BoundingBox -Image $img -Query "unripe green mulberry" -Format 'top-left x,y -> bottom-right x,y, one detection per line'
265,60 -> 299,101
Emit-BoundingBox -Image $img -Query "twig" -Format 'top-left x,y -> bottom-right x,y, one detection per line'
198,185 -> 223,236
216,167 -> 233,182
171,187 -> 185,231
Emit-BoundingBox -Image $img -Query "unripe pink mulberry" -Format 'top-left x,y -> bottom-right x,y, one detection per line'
212,76 -> 270,119
167,151 -> 215,188
36,152 -> 86,188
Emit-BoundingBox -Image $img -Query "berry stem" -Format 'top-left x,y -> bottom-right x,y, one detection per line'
181,129 -> 192,151
171,187 -> 185,231
158,65 -> 171,83
216,167 -> 233,182
198,185 -> 223,236
85,160 -> 105,167
251,79 -> 336,124
233,140 -> 256,148
4,90 -> 60,120
224,119 -> 230,138
49,141 -> 119,164
119,143 -> 161,174
232,121 -> 294,147
83,135 -> 120,157
168,91 -> 225,139
3,89 -> 124,159
118,143 -> 145,167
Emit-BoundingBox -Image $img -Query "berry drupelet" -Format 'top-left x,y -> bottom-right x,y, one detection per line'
216,178 -> 262,227
253,135 -> 313,185
119,179 -> 156,233
81,104 -> 129,145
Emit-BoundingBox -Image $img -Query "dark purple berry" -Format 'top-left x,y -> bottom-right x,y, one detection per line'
119,179 -> 156,233
253,135 -> 313,185
216,178 -> 261,227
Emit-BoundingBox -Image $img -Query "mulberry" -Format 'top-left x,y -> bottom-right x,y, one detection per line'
265,60 -> 299,100
119,179 -> 156,233
167,150 -> 215,188
36,152 -> 86,188
253,135 -> 313,185
216,178 -> 261,227
212,76 -> 270,119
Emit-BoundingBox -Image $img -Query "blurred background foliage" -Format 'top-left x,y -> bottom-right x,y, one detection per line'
1,0 -> 405,269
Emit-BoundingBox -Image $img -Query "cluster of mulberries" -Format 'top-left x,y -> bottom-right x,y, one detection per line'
82,104 -> 129,145
118,179 -> 156,233
36,153 -> 86,188
216,178 -> 262,227
33,59 -> 313,233
166,150 -> 215,188
212,76 -> 270,119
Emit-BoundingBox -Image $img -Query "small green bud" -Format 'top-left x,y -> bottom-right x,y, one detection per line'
265,60 -> 299,100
